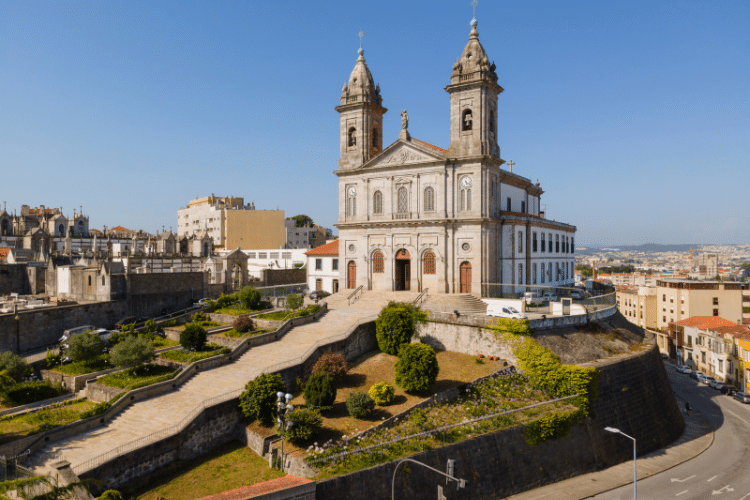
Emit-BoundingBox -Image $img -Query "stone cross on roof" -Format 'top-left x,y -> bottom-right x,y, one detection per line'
358,29 -> 365,49
507,159 -> 515,172
471,0 -> 479,20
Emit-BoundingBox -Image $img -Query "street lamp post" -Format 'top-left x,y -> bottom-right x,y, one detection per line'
276,391 -> 294,471
14,313 -> 20,354
605,426 -> 637,500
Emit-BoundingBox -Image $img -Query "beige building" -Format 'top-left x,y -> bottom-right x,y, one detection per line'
616,285 -> 657,330
334,18 -> 576,294
178,195 -> 285,250
656,279 -> 750,330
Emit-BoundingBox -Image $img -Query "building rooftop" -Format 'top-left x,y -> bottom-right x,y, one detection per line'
671,316 -> 737,330
305,239 -> 338,256
412,138 -> 448,154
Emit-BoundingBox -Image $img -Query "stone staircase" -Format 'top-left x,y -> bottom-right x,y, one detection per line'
421,293 -> 488,316
25,290 -> 419,476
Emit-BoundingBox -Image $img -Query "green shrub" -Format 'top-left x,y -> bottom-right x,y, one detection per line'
239,373 -> 286,425
303,373 -> 336,409
165,319 -> 178,327
286,292 -> 303,311
394,343 -> 439,393
368,382 -> 395,406
216,293 -> 236,308
191,311 -> 208,323
4,381 -> 60,405
285,407 -> 322,445
67,332 -> 105,363
238,286 -> 261,310
143,319 -> 159,336
375,302 -> 428,355
311,352 -> 347,381
346,391 -> 375,418
524,410 -> 584,445
109,335 -> 154,369
97,490 -> 123,500
0,369 -> 14,394
0,351 -> 31,382
232,315 -> 254,333
46,349 -> 61,369
180,324 -> 207,350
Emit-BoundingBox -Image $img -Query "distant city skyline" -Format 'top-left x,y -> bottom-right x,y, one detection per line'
1,0 -> 748,246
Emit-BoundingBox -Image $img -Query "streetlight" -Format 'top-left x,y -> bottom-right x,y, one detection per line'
276,391 -> 294,471
14,312 -> 20,354
604,426 -> 637,500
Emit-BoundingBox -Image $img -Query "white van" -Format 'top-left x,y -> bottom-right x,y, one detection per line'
487,304 -> 528,319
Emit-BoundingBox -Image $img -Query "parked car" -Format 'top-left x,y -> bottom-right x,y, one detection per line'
309,290 -> 331,300
708,379 -> 722,389
540,293 -> 558,302
690,370 -> 703,380
676,365 -> 692,374
734,392 -> 750,404
193,298 -> 212,307
717,384 -> 733,395
487,304 -> 528,319
523,292 -> 543,306
700,375 -> 716,385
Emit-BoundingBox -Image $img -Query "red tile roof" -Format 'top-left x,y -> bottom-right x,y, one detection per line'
412,138 -> 448,154
0,248 -> 10,260
195,475 -> 313,500
710,324 -> 750,339
672,316 -> 736,330
111,226 -> 130,232
305,239 -> 338,256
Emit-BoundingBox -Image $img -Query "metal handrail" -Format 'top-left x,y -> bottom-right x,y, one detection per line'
347,285 -> 364,305
413,288 -> 429,307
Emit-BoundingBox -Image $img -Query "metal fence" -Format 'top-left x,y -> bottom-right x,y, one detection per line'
481,283 -> 616,315
255,283 -> 308,299
0,451 -> 34,482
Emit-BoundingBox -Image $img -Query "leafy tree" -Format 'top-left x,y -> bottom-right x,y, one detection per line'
575,265 -> 592,277
292,214 -> 313,227
232,315 -> 254,333
67,332 -> 105,363
303,373 -> 336,409
375,302 -> 428,355
0,369 -> 16,395
0,351 -> 32,382
395,343 -> 439,393
109,335 -> 154,369
143,319 -> 159,337
285,292 -> 303,311
239,373 -> 286,425
285,407 -> 322,444
346,391 -> 375,418
238,286 -> 261,310
180,324 -> 207,350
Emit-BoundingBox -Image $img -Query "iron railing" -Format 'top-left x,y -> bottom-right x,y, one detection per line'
347,285 -> 364,305
413,288 -> 429,307
255,283 -> 308,299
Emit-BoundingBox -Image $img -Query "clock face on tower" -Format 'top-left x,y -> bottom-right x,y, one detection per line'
348,187 -> 356,196
461,176 -> 472,188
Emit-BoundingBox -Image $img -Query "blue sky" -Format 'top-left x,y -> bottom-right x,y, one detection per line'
1,0 -> 748,246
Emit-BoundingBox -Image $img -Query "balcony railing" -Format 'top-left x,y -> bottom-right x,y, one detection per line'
393,212 -> 412,220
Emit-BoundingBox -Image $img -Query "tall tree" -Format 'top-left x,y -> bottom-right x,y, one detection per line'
292,214 -> 313,227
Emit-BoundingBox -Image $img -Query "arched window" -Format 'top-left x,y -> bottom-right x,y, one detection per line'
102,276 -> 105,286
58,224 -> 65,237
460,189 -> 472,211
347,195 -> 356,217
373,191 -> 382,214
423,251 -> 436,274
462,109 -> 473,131
548,262 -> 553,282
88,276 -> 92,286
372,251 -> 384,273
424,187 -> 435,212
348,127 -> 356,147
372,128 -> 379,148
540,263 -> 545,284
397,187 -> 408,214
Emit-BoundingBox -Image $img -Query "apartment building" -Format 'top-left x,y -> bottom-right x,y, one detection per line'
616,285 -> 657,330
656,279 -> 750,330
285,219 -> 326,249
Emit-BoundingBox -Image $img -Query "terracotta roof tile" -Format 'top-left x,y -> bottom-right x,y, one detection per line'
412,138 -> 448,154
195,475 -> 313,500
111,226 -> 130,232
710,324 -> 750,338
672,316 -> 736,330
0,248 -> 10,259
305,239 -> 338,256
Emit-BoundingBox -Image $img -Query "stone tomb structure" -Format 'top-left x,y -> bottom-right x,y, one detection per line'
335,21 -> 577,295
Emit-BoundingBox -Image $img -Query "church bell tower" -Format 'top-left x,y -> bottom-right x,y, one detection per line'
446,17 -> 503,160
335,39 -> 387,171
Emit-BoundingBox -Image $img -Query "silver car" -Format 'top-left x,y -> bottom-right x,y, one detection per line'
734,392 -> 750,404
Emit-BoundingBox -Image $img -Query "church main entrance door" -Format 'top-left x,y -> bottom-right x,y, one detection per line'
395,249 -> 411,291
347,261 -> 356,289
459,261 -> 471,293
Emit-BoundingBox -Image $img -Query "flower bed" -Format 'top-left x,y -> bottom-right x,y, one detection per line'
0,399 -> 96,446
308,369 -> 573,478
97,364 -> 177,389
256,304 -> 320,321
159,344 -> 231,363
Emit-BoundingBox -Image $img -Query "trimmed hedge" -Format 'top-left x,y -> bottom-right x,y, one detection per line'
394,343 -> 439,393
239,373 -> 286,425
304,373 -> 336,409
285,407 -> 322,444
346,391 -> 375,418
312,352 -> 348,381
3,381 -> 61,406
368,381 -> 395,406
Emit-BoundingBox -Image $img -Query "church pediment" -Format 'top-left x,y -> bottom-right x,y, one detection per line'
361,139 -> 447,170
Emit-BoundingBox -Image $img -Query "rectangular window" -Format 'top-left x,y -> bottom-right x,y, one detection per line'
663,316 -> 666,322
713,297 -> 719,305
518,231 -> 523,253
533,263 -> 537,284
571,238 -> 574,253
702,352 -> 706,363
315,259 -> 322,270
541,233 -> 545,253
332,259 -> 338,270
663,294 -> 666,301
533,232 -> 537,252
548,234 -> 552,252
258,252 -> 267,259
507,197 -> 512,211
713,308 -> 719,316
541,263 -> 545,283
555,235 -> 560,253
518,263 -> 524,285
688,335 -> 693,347
521,201 -> 526,213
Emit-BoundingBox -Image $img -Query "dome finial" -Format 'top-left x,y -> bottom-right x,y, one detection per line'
358,29 -> 365,56
470,0 -> 479,27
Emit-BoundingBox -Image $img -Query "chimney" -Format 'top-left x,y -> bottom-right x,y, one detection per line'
592,260 -> 597,280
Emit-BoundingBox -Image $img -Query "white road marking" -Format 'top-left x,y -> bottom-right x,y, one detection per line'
712,485 -> 734,495
707,475 -> 717,482
675,490 -> 689,496
739,493 -> 750,500
725,408 -> 750,428
671,475 -> 696,483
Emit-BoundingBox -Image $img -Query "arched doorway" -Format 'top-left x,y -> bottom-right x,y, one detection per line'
58,224 -> 65,237
459,261 -> 472,293
1,219 -> 8,235
347,261 -> 357,289
395,249 -> 411,291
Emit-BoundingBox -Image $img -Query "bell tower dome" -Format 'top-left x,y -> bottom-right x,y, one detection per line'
335,41 -> 387,171
445,18 -> 503,160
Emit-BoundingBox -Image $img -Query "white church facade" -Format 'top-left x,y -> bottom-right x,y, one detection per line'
334,18 -> 576,295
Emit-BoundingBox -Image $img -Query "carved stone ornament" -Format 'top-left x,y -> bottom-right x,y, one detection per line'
382,148 -> 427,165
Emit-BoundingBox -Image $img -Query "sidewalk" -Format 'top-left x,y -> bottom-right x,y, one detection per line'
505,405 -> 713,499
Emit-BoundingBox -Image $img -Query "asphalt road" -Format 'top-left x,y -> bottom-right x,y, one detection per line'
592,363 -> 750,500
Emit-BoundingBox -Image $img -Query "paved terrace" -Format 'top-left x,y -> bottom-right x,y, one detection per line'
28,291 -> 419,474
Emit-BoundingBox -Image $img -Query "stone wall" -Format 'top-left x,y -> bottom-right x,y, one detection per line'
315,344 -> 683,500
127,272 -> 205,317
418,321 -> 515,361
0,263 -> 30,295
259,268 -> 306,287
